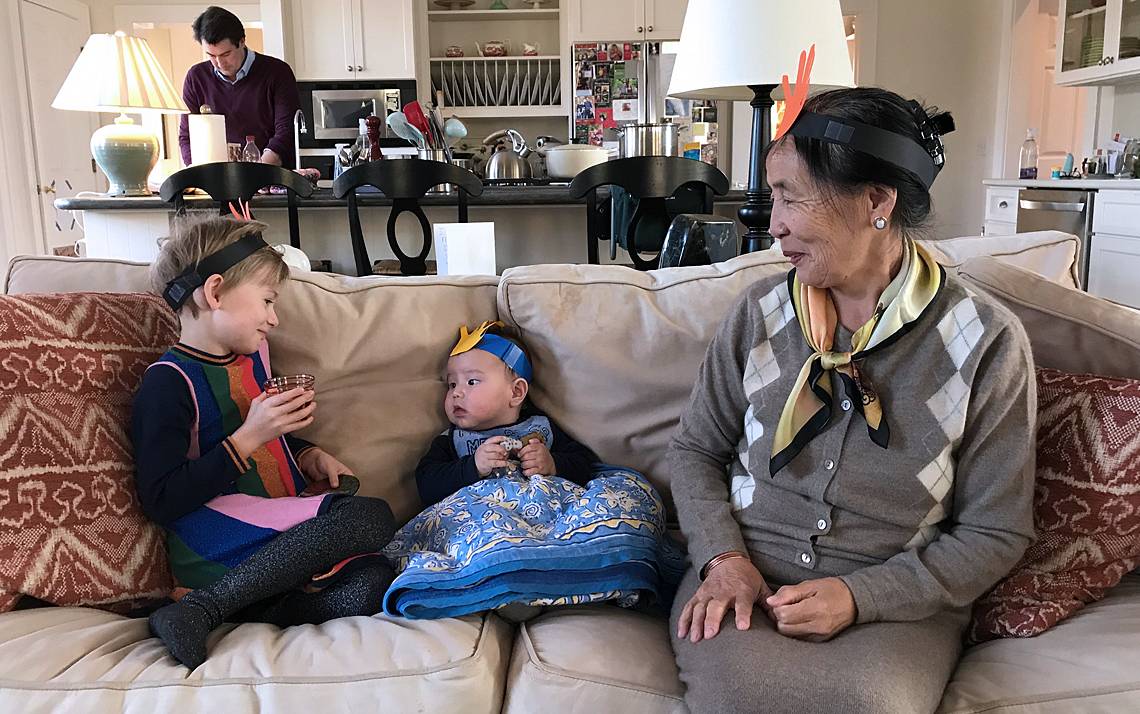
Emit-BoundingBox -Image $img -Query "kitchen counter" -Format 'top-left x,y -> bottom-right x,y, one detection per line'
983,178 -> 1140,190
55,185 -> 748,211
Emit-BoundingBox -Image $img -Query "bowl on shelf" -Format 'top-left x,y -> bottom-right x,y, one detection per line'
445,45 -> 464,57
433,0 -> 474,8
476,40 -> 510,57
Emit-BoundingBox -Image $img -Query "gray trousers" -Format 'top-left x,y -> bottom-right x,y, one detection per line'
669,566 -> 967,714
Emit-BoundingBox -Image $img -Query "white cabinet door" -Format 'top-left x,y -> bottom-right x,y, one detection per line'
644,0 -> 688,40
568,0 -> 644,42
290,0 -> 356,80
1088,232 -> 1140,308
354,0 -> 416,79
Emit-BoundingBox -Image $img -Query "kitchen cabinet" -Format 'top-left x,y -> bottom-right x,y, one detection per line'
1055,0 -> 1140,86
567,0 -> 688,42
982,186 -> 1018,236
1089,190 -> 1140,307
289,0 -> 415,81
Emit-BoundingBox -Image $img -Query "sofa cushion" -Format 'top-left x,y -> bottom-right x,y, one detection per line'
266,270 -> 500,522
0,608 -> 512,712
969,368 -> 1140,642
959,257 -> 1140,379
4,255 -> 151,295
502,605 -> 685,714
921,230 -> 1080,288
939,573 -> 1140,713
497,250 -> 791,508
0,292 -> 177,612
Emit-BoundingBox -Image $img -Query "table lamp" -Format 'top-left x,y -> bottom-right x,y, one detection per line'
668,0 -> 853,252
52,32 -> 188,196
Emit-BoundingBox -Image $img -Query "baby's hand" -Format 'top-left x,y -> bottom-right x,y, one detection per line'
518,439 -> 554,477
474,436 -> 511,476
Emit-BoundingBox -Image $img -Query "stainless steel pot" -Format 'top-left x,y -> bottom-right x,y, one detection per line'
617,122 -> 679,158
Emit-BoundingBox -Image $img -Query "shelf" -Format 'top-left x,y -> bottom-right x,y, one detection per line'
446,106 -> 566,118
429,55 -> 560,61
427,9 -> 559,22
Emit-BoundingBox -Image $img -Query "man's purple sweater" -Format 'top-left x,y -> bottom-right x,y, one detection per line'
178,52 -> 300,168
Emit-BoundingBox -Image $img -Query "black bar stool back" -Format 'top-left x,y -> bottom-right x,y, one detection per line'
568,156 -> 729,270
159,162 -> 315,249
332,160 -> 483,277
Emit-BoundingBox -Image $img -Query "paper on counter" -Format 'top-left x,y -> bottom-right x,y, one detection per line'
434,222 -> 496,276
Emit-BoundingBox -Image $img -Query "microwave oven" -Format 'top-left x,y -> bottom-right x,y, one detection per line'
309,87 -> 402,141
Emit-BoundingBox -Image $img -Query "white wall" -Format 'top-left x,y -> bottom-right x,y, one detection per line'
1116,83 -> 1140,136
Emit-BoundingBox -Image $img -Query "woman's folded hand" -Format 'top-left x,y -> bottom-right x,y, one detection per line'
767,577 -> 856,642
677,556 -> 774,643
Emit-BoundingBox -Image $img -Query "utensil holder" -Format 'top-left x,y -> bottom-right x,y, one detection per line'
419,149 -> 453,193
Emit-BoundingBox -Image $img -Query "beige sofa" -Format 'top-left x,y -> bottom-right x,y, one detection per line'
1,230 -> 1138,713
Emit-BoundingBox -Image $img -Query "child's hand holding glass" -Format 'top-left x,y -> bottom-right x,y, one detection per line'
229,378 -> 316,458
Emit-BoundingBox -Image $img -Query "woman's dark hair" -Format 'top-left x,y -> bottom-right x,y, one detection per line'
193,6 -> 245,46
767,87 -> 952,238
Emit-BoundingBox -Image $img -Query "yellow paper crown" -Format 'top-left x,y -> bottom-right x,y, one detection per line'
450,320 -> 503,357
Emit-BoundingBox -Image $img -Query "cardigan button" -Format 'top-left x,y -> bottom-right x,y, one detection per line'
800,552 -> 812,564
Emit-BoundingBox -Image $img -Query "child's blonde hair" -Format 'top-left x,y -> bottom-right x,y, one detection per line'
151,215 -> 288,317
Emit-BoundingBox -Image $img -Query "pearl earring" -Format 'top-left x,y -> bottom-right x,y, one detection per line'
873,217 -> 887,230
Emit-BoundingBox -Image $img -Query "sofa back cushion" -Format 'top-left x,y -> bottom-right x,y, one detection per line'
959,256 -> 1140,378
4,255 -> 151,295
268,271 -> 500,522
969,367 -> 1140,642
497,251 -> 792,509
0,292 -> 176,611
920,230 -> 1080,289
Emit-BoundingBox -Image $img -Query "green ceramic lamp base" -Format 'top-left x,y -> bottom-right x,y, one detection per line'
91,114 -> 159,196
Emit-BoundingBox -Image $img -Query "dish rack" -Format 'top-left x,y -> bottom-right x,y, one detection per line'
430,57 -> 562,112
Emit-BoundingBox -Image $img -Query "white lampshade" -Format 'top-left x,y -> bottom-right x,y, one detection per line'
52,32 -> 187,114
668,0 -> 854,100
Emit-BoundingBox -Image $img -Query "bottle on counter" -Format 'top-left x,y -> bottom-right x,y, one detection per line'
241,135 -> 260,163
365,115 -> 382,161
1019,129 -> 1039,180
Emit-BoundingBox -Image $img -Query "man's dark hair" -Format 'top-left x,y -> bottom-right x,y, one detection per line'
192,6 -> 245,46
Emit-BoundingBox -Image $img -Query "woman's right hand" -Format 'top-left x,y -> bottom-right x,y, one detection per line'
230,387 -> 315,458
677,555 -> 774,643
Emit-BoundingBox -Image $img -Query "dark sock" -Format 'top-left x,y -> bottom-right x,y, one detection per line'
150,496 -> 395,667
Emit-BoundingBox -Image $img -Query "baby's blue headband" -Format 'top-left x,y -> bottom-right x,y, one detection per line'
450,321 -> 533,382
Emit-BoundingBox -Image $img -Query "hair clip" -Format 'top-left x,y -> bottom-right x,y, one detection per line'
773,44 -> 815,141
228,198 -> 253,222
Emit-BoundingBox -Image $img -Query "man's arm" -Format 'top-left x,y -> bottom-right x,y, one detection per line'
265,61 -> 301,168
178,75 -> 201,167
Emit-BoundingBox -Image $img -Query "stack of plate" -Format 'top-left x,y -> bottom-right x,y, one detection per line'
1081,35 -> 1104,67
1120,36 -> 1140,60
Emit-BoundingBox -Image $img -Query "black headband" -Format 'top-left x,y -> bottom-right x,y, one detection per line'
786,109 -> 954,190
162,232 -> 270,311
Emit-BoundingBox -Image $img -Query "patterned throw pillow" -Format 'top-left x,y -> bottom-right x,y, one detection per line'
0,292 -> 178,612
969,367 -> 1140,642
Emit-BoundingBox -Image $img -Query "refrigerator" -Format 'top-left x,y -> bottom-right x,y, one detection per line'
569,41 -> 718,164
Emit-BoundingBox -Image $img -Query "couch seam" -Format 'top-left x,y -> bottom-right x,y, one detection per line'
0,613 -> 501,692
939,680 -> 1140,713
512,621 -> 684,703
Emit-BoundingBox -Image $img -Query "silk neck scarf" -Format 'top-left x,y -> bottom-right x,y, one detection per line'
770,239 -> 944,476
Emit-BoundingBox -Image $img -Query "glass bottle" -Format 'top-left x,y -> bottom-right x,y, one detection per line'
1018,129 -> 1039,180
241,135 -> 260,163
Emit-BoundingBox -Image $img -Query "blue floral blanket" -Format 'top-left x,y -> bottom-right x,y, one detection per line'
382,465 -> 684,619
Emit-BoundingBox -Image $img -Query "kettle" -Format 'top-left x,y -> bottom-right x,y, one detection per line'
482,129 -> 533,180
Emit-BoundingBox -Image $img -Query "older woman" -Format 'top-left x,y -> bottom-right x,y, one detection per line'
667,87 -> 1036,713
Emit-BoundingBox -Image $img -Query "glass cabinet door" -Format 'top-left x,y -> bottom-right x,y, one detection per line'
1060,0 -> 1110,73
1115,0 -> 1140,64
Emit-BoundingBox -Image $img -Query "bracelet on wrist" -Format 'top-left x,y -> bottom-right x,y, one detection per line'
699,551 -> 749,581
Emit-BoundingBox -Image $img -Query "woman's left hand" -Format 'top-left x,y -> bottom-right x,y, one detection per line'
766,577 -> 857,641
297,448 -> 351,488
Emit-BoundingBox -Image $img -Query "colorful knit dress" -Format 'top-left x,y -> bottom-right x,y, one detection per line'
132,343 -> 334,592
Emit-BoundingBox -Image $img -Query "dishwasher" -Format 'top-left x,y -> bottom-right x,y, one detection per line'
1015,188 -> 1094,289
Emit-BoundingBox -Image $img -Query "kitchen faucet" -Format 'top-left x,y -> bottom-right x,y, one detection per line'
293,109 -> 307,171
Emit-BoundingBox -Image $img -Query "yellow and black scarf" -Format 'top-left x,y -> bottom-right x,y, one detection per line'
770,239 -> 944,475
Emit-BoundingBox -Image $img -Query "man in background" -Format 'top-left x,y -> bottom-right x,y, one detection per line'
178,6 -> 299,167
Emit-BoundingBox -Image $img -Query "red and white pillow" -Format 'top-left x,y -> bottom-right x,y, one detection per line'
0,292 -> 177,612
969,367 -> 1140,642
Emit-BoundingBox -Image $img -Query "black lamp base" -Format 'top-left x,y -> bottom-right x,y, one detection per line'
739,84 -> 777,253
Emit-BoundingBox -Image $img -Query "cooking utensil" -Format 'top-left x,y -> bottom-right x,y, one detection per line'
541,143 -> 609,179
617,122 -> 679,158
403,101 -> 433,146
444,117 -> 468,147
482,128 -> 532,180
387,111 -> 426,150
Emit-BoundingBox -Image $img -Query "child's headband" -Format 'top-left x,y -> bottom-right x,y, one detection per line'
162,232 -> 269,311
450,320 -> 533,382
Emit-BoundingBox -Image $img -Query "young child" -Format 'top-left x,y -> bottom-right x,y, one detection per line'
133,216 -> 396,669
415,321 -> 599,507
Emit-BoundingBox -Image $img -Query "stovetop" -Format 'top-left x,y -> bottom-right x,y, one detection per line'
482,177 -> 571,187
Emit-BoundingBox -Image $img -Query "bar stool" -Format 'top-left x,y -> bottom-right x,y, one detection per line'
159,162 -> 315,248
332,159 -> 483,277
568,156 -> 729,270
